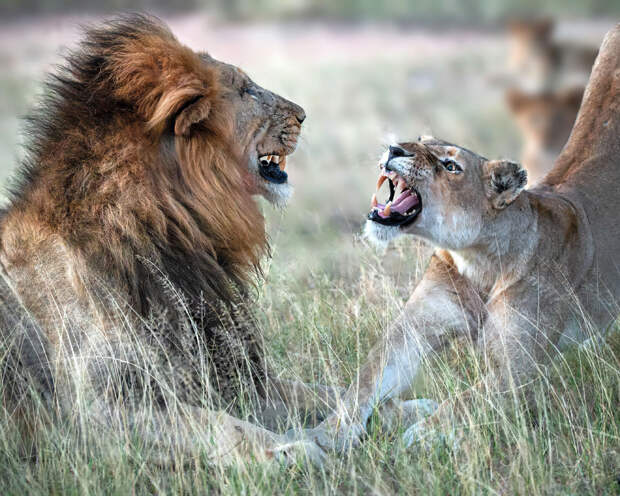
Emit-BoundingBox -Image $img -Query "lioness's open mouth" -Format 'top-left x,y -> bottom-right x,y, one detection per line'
368,170 -> 421,226
258,154 -> 288,184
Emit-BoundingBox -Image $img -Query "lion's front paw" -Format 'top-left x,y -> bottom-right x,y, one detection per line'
266,439 -> 326,467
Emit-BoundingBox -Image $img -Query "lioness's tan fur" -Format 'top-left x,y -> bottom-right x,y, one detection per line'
303,24 -> 619,451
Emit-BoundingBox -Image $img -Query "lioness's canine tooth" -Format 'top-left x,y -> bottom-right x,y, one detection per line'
272,156 -> 280,164
279,156 -> 286,171
384,201 -> 392,216
371,193 -> 378,208
377,175 -> 387,190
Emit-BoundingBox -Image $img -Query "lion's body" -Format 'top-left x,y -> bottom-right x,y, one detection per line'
304,24 -> 620,451
0,15 -> 329,465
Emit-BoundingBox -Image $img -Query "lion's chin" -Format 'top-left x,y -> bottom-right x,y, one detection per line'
363,219 -> 403,248
261,181 -> 293,208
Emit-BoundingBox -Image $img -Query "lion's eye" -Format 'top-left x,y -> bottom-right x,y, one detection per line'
443,160 -> 463,174
243,86 -> 259,100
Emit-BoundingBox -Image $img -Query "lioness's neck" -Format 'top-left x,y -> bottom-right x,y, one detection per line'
447,193 -> 538,295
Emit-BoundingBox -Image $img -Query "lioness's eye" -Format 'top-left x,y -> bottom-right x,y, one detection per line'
443,160 -> 462,174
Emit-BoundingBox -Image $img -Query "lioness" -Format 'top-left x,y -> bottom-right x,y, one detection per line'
506,18 -> 598,91
303,24 -> 619,451
506,86 -> 583,184
0,15 -> 332,465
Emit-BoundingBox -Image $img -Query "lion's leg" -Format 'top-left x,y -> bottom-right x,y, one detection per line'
262,377 -> 343,418
91,400 -> 325,466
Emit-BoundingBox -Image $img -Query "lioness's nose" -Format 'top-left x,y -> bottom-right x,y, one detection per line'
388,145 -> 406,162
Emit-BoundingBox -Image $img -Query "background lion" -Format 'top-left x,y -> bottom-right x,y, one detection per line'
0,14 -> 336,465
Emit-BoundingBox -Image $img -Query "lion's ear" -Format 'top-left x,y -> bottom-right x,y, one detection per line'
148,85 -> 216,137
173,95 -> 212,137
483,160 -> 527,209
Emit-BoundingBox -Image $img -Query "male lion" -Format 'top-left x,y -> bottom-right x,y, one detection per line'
0,15 -> 333,465
302,24 -> 619,451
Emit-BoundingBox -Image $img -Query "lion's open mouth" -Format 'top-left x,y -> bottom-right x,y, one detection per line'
258,154 -> 288,184
368,170 -> 421,226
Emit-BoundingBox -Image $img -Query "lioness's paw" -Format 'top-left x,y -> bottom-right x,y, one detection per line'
266,439 -> 326,467
295,422 -> 365,453
402,417 -> 461,450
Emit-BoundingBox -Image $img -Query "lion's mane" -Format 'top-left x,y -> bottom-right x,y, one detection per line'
5,15 -> 269,404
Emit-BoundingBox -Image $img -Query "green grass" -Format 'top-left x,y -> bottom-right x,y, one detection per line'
0,16 -> 618,495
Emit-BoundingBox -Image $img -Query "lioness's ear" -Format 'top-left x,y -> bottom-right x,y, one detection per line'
505,89 -> 528,113
483,160 -> 527,209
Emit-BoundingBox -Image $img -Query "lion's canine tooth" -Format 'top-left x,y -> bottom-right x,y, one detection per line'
384,201 -> 392,216
377,175 -> 387,190
272,156 -> 280,164
279,156 -> 286,171
371,193 -> 378,208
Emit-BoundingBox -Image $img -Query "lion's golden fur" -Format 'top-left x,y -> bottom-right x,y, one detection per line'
0,15 -> 274,411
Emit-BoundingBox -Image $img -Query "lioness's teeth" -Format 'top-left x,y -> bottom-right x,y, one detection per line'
371,194 -> 378,208
279,156 -> 287,171
384,201 -> 392,216
377,175 -> 387,190
271,156 -> 280,164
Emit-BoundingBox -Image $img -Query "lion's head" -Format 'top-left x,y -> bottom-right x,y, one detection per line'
365,137 -> 527,249
10,15 -> 306,308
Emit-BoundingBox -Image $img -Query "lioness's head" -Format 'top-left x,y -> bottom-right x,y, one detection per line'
365,137 -> 527,249
506,87 -> 583,148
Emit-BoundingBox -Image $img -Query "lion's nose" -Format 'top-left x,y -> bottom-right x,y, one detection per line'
295,109 -> 306,124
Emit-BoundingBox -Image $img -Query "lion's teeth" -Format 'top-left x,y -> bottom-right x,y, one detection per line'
377,175 -> 387,190
271,156 -> 280,164
384,201 -> 392,216
371,193 -> 378,208
279,156 -> 286,171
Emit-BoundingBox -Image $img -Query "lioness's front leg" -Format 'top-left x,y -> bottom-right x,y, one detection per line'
303,253 -> 482,451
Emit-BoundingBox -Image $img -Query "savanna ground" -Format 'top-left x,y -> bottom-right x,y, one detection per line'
0,13 -> 618,495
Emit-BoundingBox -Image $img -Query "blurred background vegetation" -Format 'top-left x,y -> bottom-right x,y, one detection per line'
1,0 -> 619,21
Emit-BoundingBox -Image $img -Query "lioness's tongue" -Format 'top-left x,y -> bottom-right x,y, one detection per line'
377,189 -> 419,218
392,189 -> 418,212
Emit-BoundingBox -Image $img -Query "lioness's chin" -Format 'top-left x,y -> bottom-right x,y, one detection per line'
363,219 -> 403,247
